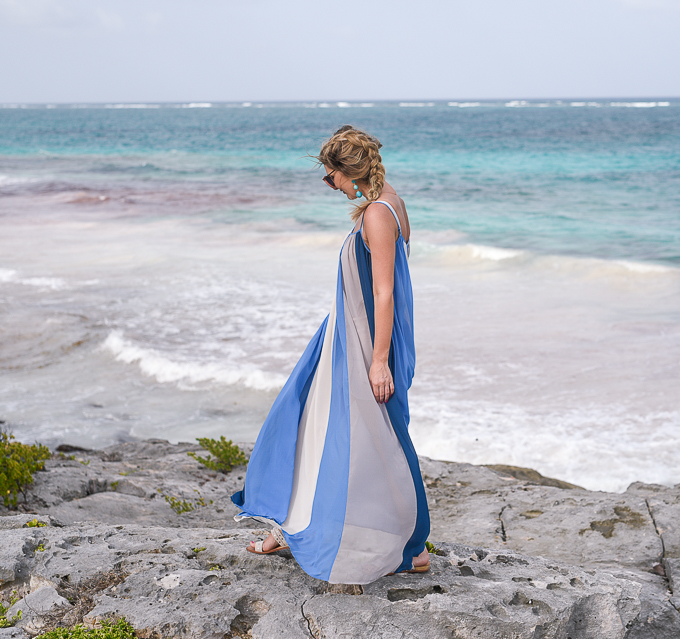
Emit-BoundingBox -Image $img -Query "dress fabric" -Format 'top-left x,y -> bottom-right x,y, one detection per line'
231,201 -> 430,584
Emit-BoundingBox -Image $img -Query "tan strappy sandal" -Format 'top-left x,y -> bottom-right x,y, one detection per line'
246,526 -> 289,555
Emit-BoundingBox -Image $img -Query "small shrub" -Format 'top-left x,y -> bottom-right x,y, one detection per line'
158,489 -> 211,515
0,591 -> 21,628
163,494 -> 194,514
0,431 -> 51,508
187,436 -> 247,473
26,518 -> 47,528
38,618 -> 136,638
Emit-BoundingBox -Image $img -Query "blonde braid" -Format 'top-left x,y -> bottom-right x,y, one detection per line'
316,126 -> 386,221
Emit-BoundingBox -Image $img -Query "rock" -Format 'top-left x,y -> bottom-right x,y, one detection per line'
2,439 -> 680,637
484,464 -> 584,490
306,542 -> 641,639
0,515 -> 52,531
7,586 -> 71,634
47,492 -> 177,527
0,629 -> 29,638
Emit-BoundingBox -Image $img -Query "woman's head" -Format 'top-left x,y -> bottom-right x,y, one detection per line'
317,125 -> 385,220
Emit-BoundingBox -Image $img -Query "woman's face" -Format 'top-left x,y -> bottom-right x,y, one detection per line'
324,166 -> 361,200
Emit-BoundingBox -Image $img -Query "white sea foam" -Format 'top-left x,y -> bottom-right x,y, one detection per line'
416,242 -> 524,265
101,331 -> 287,392
467,245 -> 524,261
399,102 -> 435,107
454,102 -> 481,108
612,260 -> 673,274
337,102 -> 351,108
0,268 -> 68,289
182,103 -> 212,108
105,104 -> 161,109
413,238 -> 678,280
505,100 -> 530,107
409,398 -> 680,493
609,101 -> 667,108
19,277 -> 67,290
0,174 -> 38,186
0,268 -> 17,282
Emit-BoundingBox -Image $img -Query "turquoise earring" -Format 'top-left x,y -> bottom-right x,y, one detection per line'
352,180 -> 363,198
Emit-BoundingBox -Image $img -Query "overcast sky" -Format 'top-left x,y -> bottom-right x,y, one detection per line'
1,0 -> 678,103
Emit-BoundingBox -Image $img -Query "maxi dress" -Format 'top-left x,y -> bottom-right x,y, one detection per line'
232,201 -> 430,584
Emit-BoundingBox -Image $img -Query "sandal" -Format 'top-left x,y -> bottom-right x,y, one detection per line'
388,559 -> 430,575
246,526 -> 289,555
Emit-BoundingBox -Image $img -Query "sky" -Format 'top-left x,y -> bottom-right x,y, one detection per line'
1,0 -> 679,103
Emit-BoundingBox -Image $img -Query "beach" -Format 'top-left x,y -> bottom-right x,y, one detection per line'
1,101 -> 679,492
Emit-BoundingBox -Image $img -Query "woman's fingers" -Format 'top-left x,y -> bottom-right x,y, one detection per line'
372,381 -> 395,403
369,362 -> 394,403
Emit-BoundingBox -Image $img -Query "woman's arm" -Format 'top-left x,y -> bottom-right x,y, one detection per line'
362,204 -> 399,403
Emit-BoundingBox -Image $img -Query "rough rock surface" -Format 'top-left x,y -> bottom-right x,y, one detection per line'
1,439 -> 679,638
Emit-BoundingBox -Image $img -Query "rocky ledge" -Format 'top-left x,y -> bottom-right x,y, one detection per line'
1,439 -> 679,638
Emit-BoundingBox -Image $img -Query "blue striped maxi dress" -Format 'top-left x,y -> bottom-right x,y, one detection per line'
231,201 -> 430,584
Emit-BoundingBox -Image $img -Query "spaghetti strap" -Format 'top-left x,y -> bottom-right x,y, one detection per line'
359,199 -> 409,257
374,200 -> 402,233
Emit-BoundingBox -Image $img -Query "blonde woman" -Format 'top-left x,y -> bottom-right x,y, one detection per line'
232,125 -> 430,583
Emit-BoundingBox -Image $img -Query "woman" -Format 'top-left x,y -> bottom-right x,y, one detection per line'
232,125 -> 430,584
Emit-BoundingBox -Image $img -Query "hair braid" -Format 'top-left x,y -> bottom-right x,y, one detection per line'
316,125 -> 386,221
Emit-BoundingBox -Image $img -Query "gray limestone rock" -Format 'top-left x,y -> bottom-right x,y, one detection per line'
2,440 -> 680,638
0,629 -> 29,638
6,586 -> 72,634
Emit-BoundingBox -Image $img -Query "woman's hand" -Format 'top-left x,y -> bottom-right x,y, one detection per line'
369,359 -> 394,404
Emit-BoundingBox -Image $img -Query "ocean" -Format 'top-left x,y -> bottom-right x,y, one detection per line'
1,99 -> 679,493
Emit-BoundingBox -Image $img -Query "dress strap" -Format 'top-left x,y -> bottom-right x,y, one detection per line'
373,200 -> 402,233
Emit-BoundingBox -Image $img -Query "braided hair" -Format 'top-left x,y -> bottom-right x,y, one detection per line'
317,125 -> 386,221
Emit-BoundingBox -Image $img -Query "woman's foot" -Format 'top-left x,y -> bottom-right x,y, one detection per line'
387,547 -> 430,575
412,548 -> 430,570
249,533 -> 279,553
246,527 -> 289,555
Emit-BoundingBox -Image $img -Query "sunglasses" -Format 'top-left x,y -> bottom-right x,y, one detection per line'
322,170 -> 338,190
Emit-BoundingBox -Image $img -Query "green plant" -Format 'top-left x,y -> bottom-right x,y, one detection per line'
164,494 -> 194,514
0,431 -> 51,508
157,487 -> 211,515
38,618 -> 137,638
36,542 -> 46,552
192,546 -> 206,553
26,518 -> 46,528
79,459 -> 90,466
425,541 -> 439,554
110,481 -> 119,491
0,591 -> 21,628
187,436 -> 247,474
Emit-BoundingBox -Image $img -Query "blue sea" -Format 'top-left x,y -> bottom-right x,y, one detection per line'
1,100 -> 679,492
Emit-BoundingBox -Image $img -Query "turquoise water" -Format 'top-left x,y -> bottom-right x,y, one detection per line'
1,101 -> 679,492
1,101 -> 679,264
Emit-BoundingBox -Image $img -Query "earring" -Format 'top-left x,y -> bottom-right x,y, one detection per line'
352,180 -> 363,198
